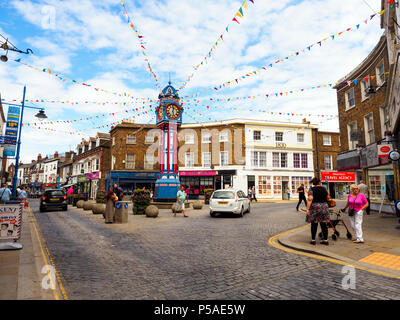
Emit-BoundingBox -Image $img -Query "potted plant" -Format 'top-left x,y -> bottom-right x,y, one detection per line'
132,188 -> 151,215
204,189 -> 214,204
95,190 -> 106,204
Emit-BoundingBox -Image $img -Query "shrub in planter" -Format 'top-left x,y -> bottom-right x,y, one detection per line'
204,189 -> 214,204
96,190 -> 106,204
193,200 -> 203,210
132,188 -> 151,215
145,205 -> 159,218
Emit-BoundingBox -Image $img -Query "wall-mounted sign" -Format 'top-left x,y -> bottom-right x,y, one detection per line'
275,142 -> 287,148
320,171 -> 356,182
378,143 -> 393,158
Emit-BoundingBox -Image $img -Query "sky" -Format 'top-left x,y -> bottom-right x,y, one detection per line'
0,0 -> 385,163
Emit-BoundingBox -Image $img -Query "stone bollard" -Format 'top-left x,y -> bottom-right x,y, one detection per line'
83,201 -> 94,211
92,203 -> 105,215
145,205 -> 159,218
192,200 -> 203,210
171,203 -> 183,213
114,201 -> 129,223
76,200 -> 84,208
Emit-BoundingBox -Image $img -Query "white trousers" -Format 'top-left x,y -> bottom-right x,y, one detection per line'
349,210 -> 363,241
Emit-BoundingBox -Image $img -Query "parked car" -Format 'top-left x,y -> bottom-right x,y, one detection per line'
40,189 -> 68,212
209,189 -> 250,217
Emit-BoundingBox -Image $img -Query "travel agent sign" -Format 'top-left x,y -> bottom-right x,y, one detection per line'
3,106 -> 21,157
320,171 -> 356,182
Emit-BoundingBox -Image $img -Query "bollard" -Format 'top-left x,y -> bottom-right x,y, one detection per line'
114,201 -> 129,223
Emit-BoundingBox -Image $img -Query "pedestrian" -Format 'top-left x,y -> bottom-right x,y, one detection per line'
175,185 -> 188,217
18,186 -> 28,207
296,184 -> 307,211
306,177 -> 330,245
286,188 -> 291,200
248,187 -> 252,202
0,184 -> 12,204
252,186 -> 257,202
358,180 -> 370,215
150,190 -> 153,202
105,189 -> 117,223
113,183 -> 123,201
67,186 -> 74,204
341,184 -> 368,243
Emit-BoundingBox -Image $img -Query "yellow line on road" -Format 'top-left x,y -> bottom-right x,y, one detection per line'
268,225 -> 400,280
30,209 -> 69,300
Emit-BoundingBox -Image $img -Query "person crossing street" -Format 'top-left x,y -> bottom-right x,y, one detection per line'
296,184 -> 307,211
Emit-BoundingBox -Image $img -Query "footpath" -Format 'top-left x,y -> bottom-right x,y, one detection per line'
276,205 -> 400,279
0,206 -> 64,300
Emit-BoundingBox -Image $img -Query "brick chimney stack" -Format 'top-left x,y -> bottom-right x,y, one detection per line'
54,151 -> 59,158
37,154 -> 42,162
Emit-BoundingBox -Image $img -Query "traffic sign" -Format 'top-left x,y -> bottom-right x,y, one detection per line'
389,150 -> 400,161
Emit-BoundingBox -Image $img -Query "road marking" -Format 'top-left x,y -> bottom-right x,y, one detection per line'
359,252 -> 400,271
30,209 -> 69,300
268,225 -> 400,280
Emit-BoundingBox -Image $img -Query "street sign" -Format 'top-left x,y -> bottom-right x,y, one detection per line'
389,150 -> 400,161
0,136 -> 17,145
3,106 -> 21,157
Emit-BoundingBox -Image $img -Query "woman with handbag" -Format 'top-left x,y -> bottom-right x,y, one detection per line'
306,178 -> 330,245
341,184 -> 368,243
105,189 -> 118,223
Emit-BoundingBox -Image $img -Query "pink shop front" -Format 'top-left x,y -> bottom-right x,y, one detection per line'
179,170 -> 217,199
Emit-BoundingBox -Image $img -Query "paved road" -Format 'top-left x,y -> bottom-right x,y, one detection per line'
31,199 -> 400,300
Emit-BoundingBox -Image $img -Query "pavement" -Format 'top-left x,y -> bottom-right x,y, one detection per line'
276,203 -> 400,279
29,199 -> 400,299
0,205 -> 63,300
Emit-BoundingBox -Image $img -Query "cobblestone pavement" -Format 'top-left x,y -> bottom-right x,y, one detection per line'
30,200 -> 400,300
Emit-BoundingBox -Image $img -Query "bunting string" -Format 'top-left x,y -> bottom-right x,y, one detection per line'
120,0 -> 160,90
179,0 -> 255,90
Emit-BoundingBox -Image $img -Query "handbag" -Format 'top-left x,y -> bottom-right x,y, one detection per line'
348,194 -> 358,216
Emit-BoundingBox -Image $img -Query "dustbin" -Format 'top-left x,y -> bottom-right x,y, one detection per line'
114,201 -> 129,223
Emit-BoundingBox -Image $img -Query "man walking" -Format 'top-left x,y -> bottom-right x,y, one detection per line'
296,183 -> 307,211
358,180 -> 370,215
252,185 -> 257,202
175,186 -> 188,217
248,187 -> 252,202
0,184 -> 11,204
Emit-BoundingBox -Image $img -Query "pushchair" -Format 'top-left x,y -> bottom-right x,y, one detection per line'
318,209 -> 352,241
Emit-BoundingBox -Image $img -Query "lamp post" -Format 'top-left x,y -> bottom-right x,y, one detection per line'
2,86 -> 48,198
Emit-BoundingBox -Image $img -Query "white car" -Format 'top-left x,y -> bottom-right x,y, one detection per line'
209,189 -> 250,217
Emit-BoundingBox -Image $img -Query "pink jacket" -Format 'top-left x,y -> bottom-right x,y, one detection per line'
348,193 -> 368,212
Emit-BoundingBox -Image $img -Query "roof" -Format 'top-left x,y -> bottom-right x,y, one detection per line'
96,132 -> 110,139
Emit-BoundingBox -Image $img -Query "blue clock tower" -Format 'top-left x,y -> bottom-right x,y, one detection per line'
154,82 -> 184,201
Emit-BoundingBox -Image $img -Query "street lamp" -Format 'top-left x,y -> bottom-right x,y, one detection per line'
2,86 -> 48,198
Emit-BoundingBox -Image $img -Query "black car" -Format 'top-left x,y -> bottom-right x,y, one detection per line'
40,189 -> 68,212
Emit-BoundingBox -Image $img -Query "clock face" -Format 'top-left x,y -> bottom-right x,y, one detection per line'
166,104 -> 180,120
157,106 -> 164,120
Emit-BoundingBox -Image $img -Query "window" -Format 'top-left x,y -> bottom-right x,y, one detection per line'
273,176 -> 282,195
202,152 -> 211,167
185,152 -> 194,168
202,132 -> 211,143
281,153 -> 287,168
364,113 -> 375,144
345,88 -> 355,110
219,131 -> 228,142
297,133 -> 304,143
347,121 -> 358,150
126,134 -> 136,144
185,134 -> 194,144
251,151 -> 267,167
275,132 -> 283,142
253,130 -> 261,141
272,152 -> 287,168
323,135 -> 331,146
111,156 -> 116,170
145,133 -> 154,144
291,177 -> 311,196
361,76 -> 370,101
144,154 -> 154,170
301,154 -> 308,168
272,152 -> 280,167
376,61 -> 385,86
369,176 -> 382,200
220,151 -> 228,166
293,153 -> 300,168
258,176 -> 272,197
112,137 -> 115,146
126,154 -> 135,169
381,106 -> 391,134
324,155 -> 332,170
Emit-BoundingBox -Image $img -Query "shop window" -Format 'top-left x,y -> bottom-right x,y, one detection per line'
273,176 -> 282,195
253,130 -> 261,141
369,176 -> 381,200
323,135 -> 331,146
297,133 -> 304,143
345,88 -> 355,110
275,132 -> 283,142
291,176 -> 311,195
258,176 -> 272,197
324,155 -> 332,170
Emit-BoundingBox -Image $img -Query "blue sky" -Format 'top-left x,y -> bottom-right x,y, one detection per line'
0,0 -> 384,162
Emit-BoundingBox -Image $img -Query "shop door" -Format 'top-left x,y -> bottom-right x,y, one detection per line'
247,175 -> 255,190
282,181 -> 288,200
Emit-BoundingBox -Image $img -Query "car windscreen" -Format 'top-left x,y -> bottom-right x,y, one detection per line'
212,191 -> 235,199
46,190 -> 64,197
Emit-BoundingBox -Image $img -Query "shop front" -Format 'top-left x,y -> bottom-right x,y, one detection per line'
320,171 -> 356,199
105,171 -> 158,193
77,175 -> 91,196
179,170 -> 217,199
86,172 -> 101,199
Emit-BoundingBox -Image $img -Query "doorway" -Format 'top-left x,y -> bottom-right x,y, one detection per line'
282,181 -> 288,200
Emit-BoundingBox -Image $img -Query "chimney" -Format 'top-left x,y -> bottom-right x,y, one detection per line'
54,151 -> 59,158
302,118 -> 310,125
37,154 -> 42,162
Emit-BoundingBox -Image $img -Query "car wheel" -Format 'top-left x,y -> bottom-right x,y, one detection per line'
39,206 -> 45,213
63,205 -> 68,211
210,211 -> 216,217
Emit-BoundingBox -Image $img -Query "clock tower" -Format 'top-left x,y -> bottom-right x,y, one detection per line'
154,82 -> 184,201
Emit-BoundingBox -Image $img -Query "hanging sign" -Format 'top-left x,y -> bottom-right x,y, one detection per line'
388,150 -> 400,161
378,143 -> 393,158
3,106 -> 21,157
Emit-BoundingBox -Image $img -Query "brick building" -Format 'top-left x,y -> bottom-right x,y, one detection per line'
334,34 -> 396,212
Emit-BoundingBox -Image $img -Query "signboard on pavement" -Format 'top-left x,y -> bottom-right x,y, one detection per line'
320,171 -> 356,182
0,203 -> 23,240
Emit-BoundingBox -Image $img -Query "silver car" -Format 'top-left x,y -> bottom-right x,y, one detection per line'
209,189 -> 250,217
